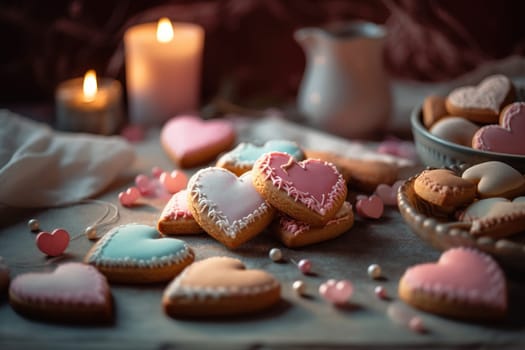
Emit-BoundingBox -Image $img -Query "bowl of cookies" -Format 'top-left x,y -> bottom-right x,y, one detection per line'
397,160 -> 525,270
411,74 -> 525,173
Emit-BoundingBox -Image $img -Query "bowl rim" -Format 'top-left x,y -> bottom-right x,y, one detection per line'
410,104 -> 525,161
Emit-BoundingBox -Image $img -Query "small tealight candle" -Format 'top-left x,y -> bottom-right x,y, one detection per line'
55,70 -> 123,134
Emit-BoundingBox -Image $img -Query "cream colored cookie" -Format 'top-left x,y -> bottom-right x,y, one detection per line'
429,116 -> 479,147
461,161 -> 525,198
157,190 -> 202,235
422,95 -> 448,128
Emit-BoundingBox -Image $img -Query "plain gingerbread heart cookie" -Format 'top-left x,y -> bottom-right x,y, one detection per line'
157,189 -> 202,235
446,74 -> 515,124
252,152 -> 347,227
422,95 -> 448,128
161,115 -> 235,168
187,168 -> 275,249
9,263 -> 112,323
461,161 -> 525,198
85,223 -> 194,283
429,117 -> 479,147
162,256 -> 281,317
472,102 -> 525,155
399,247 -> 507,321
216,140 -> 305,176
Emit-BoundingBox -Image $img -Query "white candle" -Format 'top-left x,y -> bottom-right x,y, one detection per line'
55,70 -> 123,134
125,18 -> 204,125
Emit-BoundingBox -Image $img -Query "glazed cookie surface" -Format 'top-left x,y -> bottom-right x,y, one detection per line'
216,140 -> 305,176
163,256 -> 281,317
188,168 -> 275,249
9,263 -> 112,323
161,115 -> 235,168
399,247 -> 507,321
253,152 -> 346,227
157,189 -> 202,235
85,223 -> 194,283
461,161 -> 525,198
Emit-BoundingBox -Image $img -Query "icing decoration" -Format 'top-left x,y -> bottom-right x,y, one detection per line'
356,194 -> 384,219
188,168 -> 271,238
160,170 -> 188,194
36,229 -> 70,257
219,140 -> 304,167
86,223 -> 192,268
401,247 -> 507,311
462,161 -> 525,198
472,102 -> 525,155
161,189 -> 193,220
118,186 -> 141,206
429,117 -> 479,146
448,74 -> 511,113
161,115 -> 235,160
319,279 -> 353,305
256,152 -> 345,215
9,263 -> 109,305
280,201 -> 352,235
375,180 -> 404,206
164,256 -> 280,300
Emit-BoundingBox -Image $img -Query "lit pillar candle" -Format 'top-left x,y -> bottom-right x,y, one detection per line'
55,70 -> 123,134
125,18 -> 204,125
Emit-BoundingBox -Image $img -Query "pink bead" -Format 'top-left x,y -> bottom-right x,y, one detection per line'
409,316 -> 425,333
118,186 -> 141,206
160,170 -> 188,194
374,285 -> 387,299
319,279 -> 353,305
298,259 -> 312,274
151,166 -> 164,178
135,174 -> 156,195
356,194 -> 384,219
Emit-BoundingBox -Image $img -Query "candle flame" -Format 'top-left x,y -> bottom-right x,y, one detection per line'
157,17 -> 174,43
83,70 -> 97,102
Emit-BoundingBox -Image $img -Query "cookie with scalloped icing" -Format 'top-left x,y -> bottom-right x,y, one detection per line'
9,263 -> 112,323
187,168 -> 275,249
274,201 -> 354,248
399,247 -> 507,321
157,190 -> 202,235
252,152 -> 347,227
216,140 -> 305,176
84,224 -> 194,283
163,256 -> 280,317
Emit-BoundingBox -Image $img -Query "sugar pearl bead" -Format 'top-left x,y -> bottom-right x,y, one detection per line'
269,248 -> 282,262
409,316 -> 425,333
28,219 -> 40,232
367,264 -> 382,279
374,285 -> 387,299
85,226 -> 98,240
297,259 -> 312,274
292,280 -> 306,295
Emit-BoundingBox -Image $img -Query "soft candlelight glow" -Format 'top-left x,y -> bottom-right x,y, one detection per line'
156,18 -> 174,43
83,70 -> 98,102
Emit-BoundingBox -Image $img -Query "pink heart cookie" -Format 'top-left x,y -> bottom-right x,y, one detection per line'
161,115 -> 235,168
356,194 -> 384,219
9,263 -> 112,322
253,152 -> 347,226
375,180 -> 405,206
399,247 -> 507,321
472,102 -> 525,155
157,189 -> 202,235
36,229 -> 70,257
188,168 -> 275,248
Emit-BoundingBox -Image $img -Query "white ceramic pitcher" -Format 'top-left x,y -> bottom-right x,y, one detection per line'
295,22 -> 391,139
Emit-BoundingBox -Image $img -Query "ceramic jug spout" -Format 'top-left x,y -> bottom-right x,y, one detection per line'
294,27 -> 323,51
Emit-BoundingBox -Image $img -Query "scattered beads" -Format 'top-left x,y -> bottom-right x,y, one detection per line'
297,259 -> 312,274
293,280 -> 306,295
374,285 -> 387,299
84,226 -> 98,240
319,279 -> 353,305
269,248 -> 283,262
118,187 -> 141,207
151,166 -> 164,178
135,174 -> 157,196
28,219 -> 40,232
160,170 -> 188,194
367,264 -> 382,279
409,316 -> 426,333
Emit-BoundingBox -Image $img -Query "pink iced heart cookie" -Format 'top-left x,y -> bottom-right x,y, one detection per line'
375,180 -> 404,206
157,189 -> 202,235
472,102 -> 525,155
188,168 -> 275,248
399,247 -> 507,321
36,229 -> 70,257
161,115 -> 235,168
253,152 -> 347,227
9,263 -> 112,323
356,194 -> 384,219
446,74 -> 515,123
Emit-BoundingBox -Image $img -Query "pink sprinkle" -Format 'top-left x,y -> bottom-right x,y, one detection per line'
409,316 -> 426,333
374,285 -> 387,299
319,279 -> 353,305
298,259 -> 312,274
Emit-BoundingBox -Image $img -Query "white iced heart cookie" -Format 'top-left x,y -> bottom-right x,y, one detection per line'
461,161 -> 525,198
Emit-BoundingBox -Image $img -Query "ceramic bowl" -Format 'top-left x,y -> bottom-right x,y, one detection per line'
397,173 -> 525,270
410,106 -> 525,173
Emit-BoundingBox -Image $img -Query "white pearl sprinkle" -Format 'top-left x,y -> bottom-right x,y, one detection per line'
85,226 -> 98,240
28,219 -> 40,232
269,248 -> 282,262
368,264 -> 382,279
293,280 -> 306,295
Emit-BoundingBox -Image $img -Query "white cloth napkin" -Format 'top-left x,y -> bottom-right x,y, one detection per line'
0,110 -> 135,208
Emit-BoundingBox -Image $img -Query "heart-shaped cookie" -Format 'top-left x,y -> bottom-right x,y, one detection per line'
472,102 -> 525,155
157,189 -> 202,235
161,115 -> 235,168
429,117 -> 479,147
9,263 -> 112,322
375,180 -> 405,206
216,140 -> 305,176
461,161 -> 525,198
36,229 -> 70,257
253,152 -> 347,226
85,223 -> 194,283
446,74 -> 515,123
356,194 -> 384,219
188,168 -> 274,248
422,95 -> 448,128
458,197 -> 525,238
163,256 -> 281,317
399,247 -> 506,321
